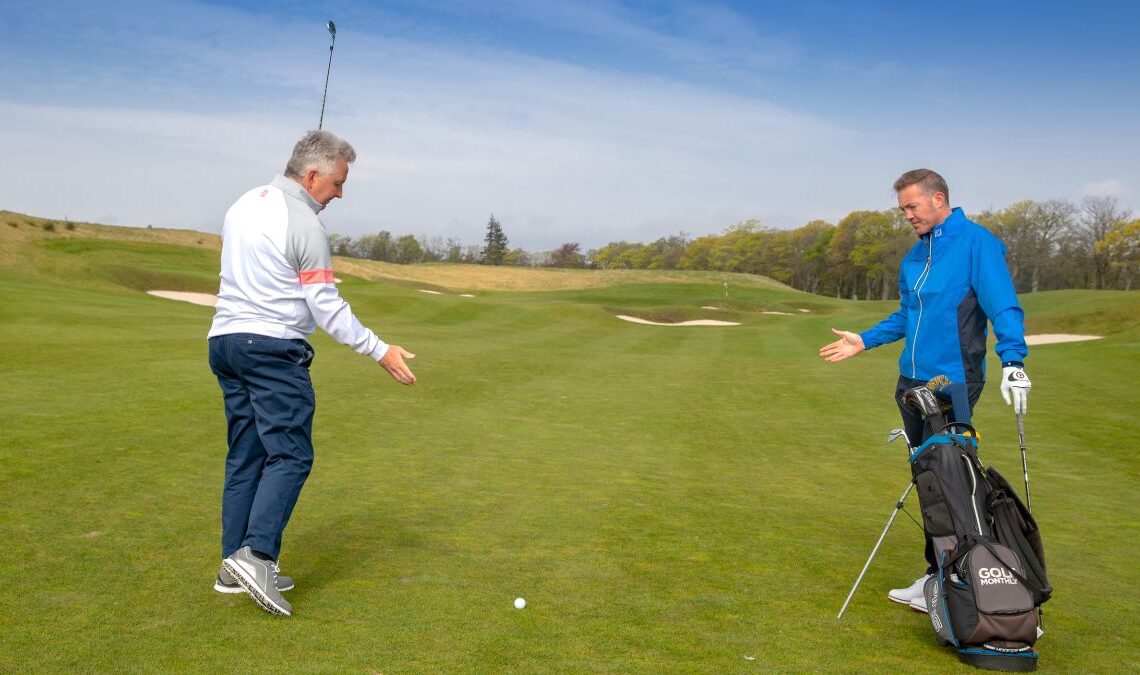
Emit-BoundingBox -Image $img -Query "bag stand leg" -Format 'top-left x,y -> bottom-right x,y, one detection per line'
837,480 -> 915,620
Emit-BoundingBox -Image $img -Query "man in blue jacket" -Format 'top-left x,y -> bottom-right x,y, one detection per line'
819,168 -> 1032,613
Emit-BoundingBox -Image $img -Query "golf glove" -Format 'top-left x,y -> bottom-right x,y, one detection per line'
1000,365 -> 1032,414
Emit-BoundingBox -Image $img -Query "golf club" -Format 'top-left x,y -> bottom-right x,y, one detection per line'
1017,410 -> 1046,637
887,428 -> 911,449
318,20 -> 337,129
836,429 -> 916,620
1017,412 -> 1032,513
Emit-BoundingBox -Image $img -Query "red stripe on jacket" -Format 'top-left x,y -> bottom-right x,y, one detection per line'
299,269 -> 335,285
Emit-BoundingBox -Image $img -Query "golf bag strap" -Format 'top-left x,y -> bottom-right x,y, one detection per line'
935,422 -> 977,438
988,496 -> 1051,599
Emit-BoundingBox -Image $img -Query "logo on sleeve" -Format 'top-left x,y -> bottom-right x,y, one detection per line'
259,189 -> 268,197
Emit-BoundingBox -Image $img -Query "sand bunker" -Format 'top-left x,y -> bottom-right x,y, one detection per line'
419,289 -> 442,295
1025,334 -> 1102,345
460,294 -> 475,298
148,291 -> 217,307
616,315 -> 739,327
761,311 -> 794,316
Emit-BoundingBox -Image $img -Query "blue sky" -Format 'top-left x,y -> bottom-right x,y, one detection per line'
2,0 -> 1137,249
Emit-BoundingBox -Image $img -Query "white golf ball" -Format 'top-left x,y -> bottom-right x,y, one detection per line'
514,597 -> 526,609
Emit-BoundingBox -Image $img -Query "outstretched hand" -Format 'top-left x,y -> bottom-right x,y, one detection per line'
379,345 -> 417,385
818,328 -> 865,363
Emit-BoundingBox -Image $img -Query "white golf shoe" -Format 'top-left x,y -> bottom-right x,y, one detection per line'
909,594 -> 928,613
888,574 -> 931,605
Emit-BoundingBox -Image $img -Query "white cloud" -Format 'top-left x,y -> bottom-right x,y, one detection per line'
0,11 -> 846,249
1081,179 -> 1129,199
306,35 -> 851,248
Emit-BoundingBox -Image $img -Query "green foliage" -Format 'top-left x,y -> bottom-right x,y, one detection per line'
1095,219 -> 1139,290
549,242 -> 585,268
481,214 -> 509,265
589,240 -> 644,269
352,230 -> 395,261
272,193 -> 1130,297
976,200 -> 1079,293
502,247 -> 530,266
393,234 -> 424,264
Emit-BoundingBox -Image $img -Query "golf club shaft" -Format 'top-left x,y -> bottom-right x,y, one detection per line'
1017,411 -> 1044,631
837,481 -> 915,620
318,29 -> 336,129
1017,412 -> 1032,513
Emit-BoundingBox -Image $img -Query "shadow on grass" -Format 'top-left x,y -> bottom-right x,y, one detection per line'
286,510 -> 426,593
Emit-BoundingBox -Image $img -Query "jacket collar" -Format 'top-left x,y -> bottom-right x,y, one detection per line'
271,175 -> 322,214
930,207 -> 965,240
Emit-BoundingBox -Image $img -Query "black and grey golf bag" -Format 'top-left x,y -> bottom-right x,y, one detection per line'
909,426 -> 1051,672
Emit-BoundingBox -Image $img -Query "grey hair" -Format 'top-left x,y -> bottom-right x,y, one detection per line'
893,168 -> 950,203
283,130 -> 357,179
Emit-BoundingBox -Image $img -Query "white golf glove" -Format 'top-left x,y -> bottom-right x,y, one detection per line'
1000,365 -> 1032,414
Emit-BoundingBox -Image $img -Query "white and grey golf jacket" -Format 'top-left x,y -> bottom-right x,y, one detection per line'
207,175 -> 389,361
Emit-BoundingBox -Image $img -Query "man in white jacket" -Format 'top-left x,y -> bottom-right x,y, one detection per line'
207,130 -> 416,616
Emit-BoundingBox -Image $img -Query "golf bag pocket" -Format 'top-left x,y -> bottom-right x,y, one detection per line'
910,434 -> 990,565
945,540 -> 1038,647
914,470 -> 954,537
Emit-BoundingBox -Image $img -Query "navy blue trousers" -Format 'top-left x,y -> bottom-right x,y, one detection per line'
894,375 -> 983,574
209,333 -> 316,560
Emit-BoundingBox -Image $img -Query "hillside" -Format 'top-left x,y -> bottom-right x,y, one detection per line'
1,210 -> 797,294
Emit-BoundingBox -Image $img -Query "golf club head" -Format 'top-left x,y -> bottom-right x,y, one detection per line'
887,428 -> 913,451
902,386 -> 942,418
327,20 -> 336,36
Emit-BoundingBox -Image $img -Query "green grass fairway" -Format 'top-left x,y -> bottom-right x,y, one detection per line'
1,217 -> 1137,672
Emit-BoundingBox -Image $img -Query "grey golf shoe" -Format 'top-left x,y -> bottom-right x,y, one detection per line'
214,562 -> 294,594
222,546 -> 293,616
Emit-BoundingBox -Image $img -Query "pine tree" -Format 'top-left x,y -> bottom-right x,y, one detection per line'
481,215 -> 509,265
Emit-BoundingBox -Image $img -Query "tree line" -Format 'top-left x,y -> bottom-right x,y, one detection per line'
330,197 -> 1138,296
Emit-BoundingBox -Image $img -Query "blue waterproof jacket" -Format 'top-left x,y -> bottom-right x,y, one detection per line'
860,208 -> 1027,384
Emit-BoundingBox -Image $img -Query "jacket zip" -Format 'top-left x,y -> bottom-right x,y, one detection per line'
910,234 -> 933,377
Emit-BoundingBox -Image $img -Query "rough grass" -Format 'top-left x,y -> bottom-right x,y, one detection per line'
1,209 -> 796,293
0,220 -> 1136,672
334,257 -> 796,292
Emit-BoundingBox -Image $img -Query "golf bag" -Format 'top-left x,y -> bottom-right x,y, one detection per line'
909,427 -> 1049,672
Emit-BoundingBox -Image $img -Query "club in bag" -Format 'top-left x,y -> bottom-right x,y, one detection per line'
318,20 -> 336,129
